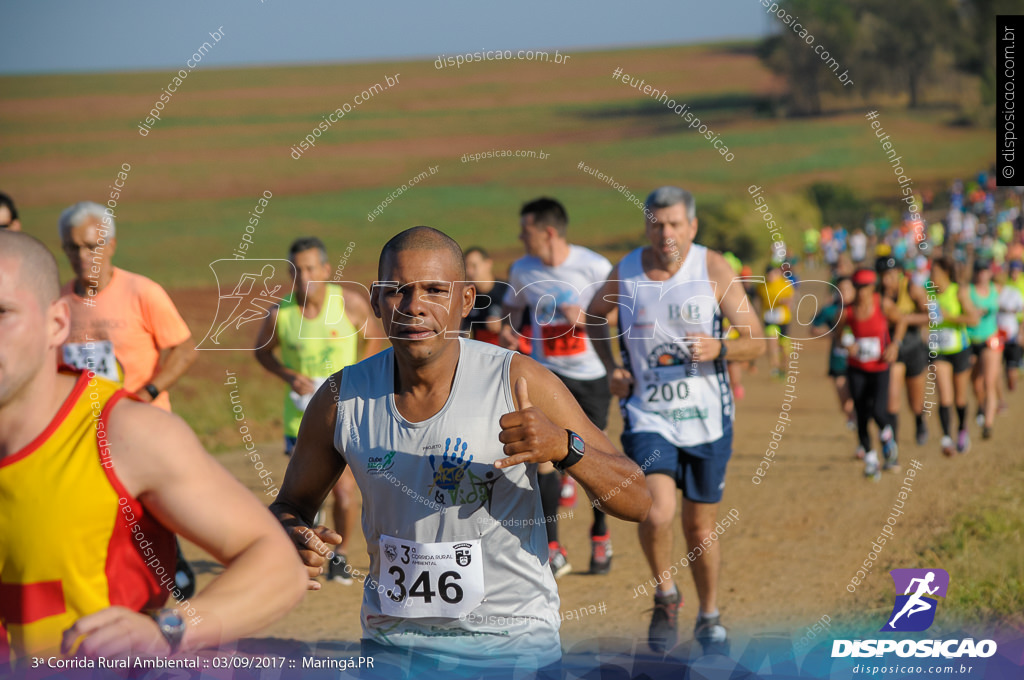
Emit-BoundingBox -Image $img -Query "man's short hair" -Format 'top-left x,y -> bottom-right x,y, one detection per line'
464,246 -> 490,260
289,236 -> 328,263
0,230 -> 61,306
378,226 -> 466,281
644,186 -> 696,221
520,197 -> 569,236
0,192 -> 18,226
58,201 -> 116,241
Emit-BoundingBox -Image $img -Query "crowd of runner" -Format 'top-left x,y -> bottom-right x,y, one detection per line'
1,168 -> 1021,675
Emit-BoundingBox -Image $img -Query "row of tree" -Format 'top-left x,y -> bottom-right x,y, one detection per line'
758,0 -> 1016,115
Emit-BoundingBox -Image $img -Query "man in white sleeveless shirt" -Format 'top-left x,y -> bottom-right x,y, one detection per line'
501,198 -> 616,578
270,227 -> 651,678
588,187 -> 765,654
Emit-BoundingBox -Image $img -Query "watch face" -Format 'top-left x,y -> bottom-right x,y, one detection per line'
569,432 -> 585,454
159,610 -> 184,628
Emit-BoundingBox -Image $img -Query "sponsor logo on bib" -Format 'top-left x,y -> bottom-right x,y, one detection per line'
453,543 -> 473,567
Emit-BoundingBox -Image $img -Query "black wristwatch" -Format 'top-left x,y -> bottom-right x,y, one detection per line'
151,608 -> 186,653
554,430 -> 585,472
144,383 -> 161,399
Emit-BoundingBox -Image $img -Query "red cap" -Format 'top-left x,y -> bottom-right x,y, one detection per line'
852,269 -> 877,287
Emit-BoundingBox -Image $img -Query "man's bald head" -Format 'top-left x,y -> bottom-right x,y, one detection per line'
0,230 -> 61,307
378,226 -> 467,281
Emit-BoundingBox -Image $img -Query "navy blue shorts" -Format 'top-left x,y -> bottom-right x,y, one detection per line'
621,423 -> 733,504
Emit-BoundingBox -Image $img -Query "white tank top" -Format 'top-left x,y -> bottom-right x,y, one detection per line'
334,338 -> 561,666
504,245 -> 612,380
616,245 -> 733,446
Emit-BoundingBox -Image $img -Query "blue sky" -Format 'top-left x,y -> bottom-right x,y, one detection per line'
0,0 -> 770,74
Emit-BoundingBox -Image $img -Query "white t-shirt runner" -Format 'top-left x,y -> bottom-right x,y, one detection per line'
504,245 -> 612,380
334,338 -> 561,667
998,285 -> 1024,340
615,245 -> 733,446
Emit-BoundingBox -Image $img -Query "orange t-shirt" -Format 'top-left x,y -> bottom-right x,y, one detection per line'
60,268 -> 192,411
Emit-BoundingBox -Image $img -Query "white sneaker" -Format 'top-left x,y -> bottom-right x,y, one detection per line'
863,450 -> 881,481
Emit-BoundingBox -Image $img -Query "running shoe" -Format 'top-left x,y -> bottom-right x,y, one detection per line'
328,553 -> 353,585
982,425 -> 993,440
957,430 -> 971,454
559,475 -> 577,508
589,533 -> 613,575
855,445 -> 866,460
975,411 -> 985,427
694,612 -> 729,654
941,435 -> 956,457
915,421 -> 928,446
648,588 -> 681,653
863,450 -> 881,481
548,542 -> 571,579
882,440 -> 900,471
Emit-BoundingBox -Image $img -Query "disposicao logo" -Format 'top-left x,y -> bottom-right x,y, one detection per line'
882,568 -> 948,632
832,568 -> 997,659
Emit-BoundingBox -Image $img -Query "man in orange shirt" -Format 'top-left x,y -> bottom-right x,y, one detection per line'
0,231 -> 305,664
58,201 -> 201,597
57,201 -> 197,412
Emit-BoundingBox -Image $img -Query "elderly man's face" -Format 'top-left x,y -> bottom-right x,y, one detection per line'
646,203 -> 697,263
61,218 -> 116,285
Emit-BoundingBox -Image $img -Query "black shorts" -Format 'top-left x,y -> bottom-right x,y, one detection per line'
896,331 -> 928,378
1005,341 -> 1024,368
937,347 -> 972,374
554,373 -> 610,430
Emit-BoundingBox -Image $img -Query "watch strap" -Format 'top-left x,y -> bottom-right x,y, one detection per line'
144,383 -> 160,399
554,430 -> 585,472
152,608 -> 185,653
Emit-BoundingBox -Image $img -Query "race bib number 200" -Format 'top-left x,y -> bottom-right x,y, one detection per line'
378,536 -> 484,618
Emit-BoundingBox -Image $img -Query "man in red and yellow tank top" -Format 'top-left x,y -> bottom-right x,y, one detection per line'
0,231 -> 305,665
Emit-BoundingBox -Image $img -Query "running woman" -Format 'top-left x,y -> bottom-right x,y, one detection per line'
877,256 -> 932,445
998,262 -> 1024,393
271,227 -> 650,677
837,268 -> 906,480
811,276 -> 856,432
756,262 -> 794,379
501,198 -> 615,576
927,257 -> 980,456
588,186 -> 765,654
254,237 -> 383,584
967,260 -> 1001,439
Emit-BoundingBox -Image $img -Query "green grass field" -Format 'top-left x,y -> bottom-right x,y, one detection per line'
1,42 -> 995,288
0,40 -> 997,448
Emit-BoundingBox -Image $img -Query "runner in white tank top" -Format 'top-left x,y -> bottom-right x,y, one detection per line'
271,227 -> 651,677
501,198 -> 617,579
614,243 -> 733,446
588,187 -> 765,656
